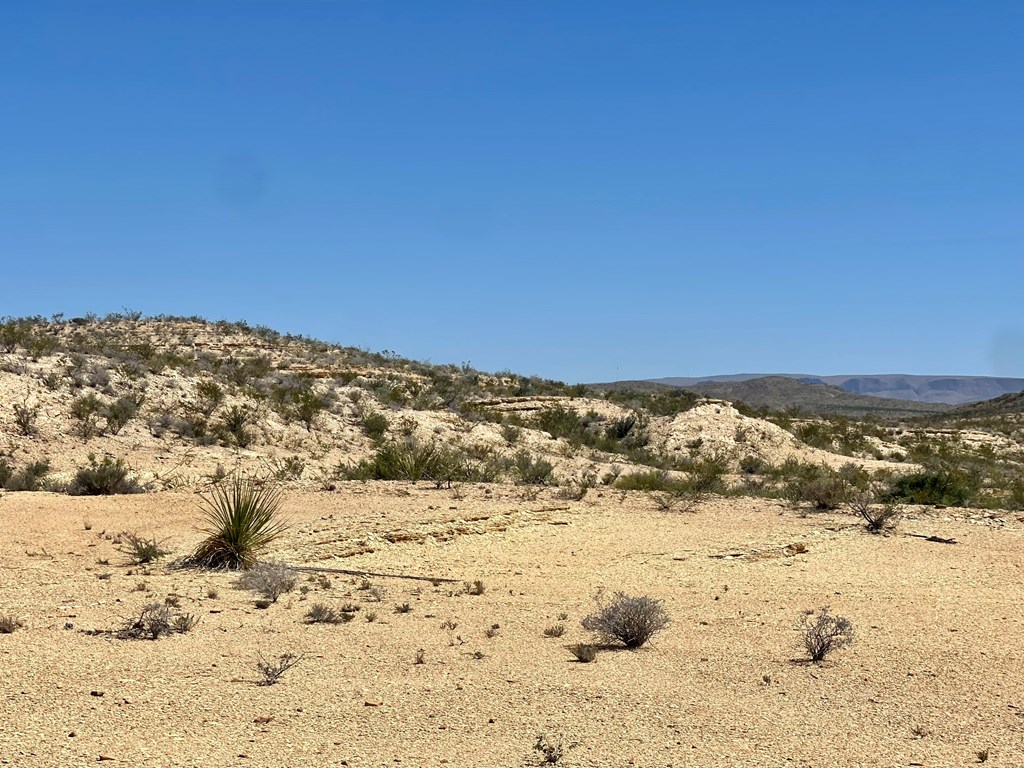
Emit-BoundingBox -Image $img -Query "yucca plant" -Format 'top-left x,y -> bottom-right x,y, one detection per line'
190,475 -> 287,569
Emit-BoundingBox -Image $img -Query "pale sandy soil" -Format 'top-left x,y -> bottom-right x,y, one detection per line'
2,485 -> 1023,768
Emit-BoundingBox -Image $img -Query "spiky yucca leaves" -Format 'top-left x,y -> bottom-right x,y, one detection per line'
190,475 -> 287,569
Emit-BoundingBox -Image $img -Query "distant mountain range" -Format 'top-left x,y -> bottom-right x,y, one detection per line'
645,374 -> 1024,406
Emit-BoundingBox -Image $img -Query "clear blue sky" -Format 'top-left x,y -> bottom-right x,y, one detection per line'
2,2 -> 1022,382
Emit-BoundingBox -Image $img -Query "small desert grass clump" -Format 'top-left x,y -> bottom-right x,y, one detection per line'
304,602 -> 350,625
0,615 -> 24,634
543,624 -> 566,638
118,603 -> 197,640
581,590 -> 670,649
255,651 -> 301,686
534,734 -> 577,764
464,579 -> 485,596
570,643 -> 598,662
799,605 -> 854,662
116,531 -> 169,564
238,561 -> 297,602
189,475 -> 287,570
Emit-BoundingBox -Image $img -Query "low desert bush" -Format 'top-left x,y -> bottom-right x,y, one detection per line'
614,470 -> 679,493
70,393 -> 105,440
189,475 -> 287,569
361,411 -> 390,440
883,469 -> 980,507
103,394 -> 142,435
0,615 -> 23,633
534,734 -> 576,764
581,590 -> 670,649
216,405 -> 255,448
512,451 -> 554,485
118,603 -> 197,640
569,643 -> 598,663
3,459 -> 51,491
116,531 -> 169,564
304,603 -> 347,624
782,464 -> 850,510
68,454 -> 143,495
238,561 -> 297,602
13,401 -> 38,436
543,624 -> 566,638
255,652 -> 301,685
798,606 -> 854,662
850,494 -> 902,533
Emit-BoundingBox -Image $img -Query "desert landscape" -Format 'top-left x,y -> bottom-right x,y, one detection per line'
1,316 -> 1022,767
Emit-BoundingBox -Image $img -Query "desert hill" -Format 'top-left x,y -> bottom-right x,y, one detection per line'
0,314 -> 918,492
670,376 -> 947,418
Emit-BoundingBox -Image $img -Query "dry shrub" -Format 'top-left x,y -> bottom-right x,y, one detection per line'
238,561 -> 297,602
581,590 -> 670,649
799,605 -> 854,662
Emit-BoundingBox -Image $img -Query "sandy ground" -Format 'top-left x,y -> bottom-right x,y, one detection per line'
2,484 -> 1023,767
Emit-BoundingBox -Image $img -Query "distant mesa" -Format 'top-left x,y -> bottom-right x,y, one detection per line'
637,373 -> 1024,406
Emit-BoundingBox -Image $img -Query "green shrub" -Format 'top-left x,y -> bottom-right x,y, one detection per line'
70,393 -> 105,440
68,454 -> 143,496
615,470 -> 680,493
116,531 -> 170,564
361,411 -> 390,440
13,402 -> 38,436
217,405 -> 254,448
883,470 -> 980,507
189,475 -> 287,569
344,439 -> 502,487
104,395 -> 142,435
3,459 -> 51,491
781,464 -> 850,510
512,451 -> 554,485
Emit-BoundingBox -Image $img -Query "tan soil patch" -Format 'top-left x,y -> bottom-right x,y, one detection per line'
2,485 -> 1022,767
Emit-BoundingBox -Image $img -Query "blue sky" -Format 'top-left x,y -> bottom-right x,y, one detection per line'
2,2 -> 1022,382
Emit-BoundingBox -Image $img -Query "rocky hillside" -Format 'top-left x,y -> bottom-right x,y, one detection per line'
0,314 -> 923,495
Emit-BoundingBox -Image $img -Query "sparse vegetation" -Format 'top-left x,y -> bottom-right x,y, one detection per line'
798,606 -> 854,662
304,603 -> 344,624
238,561 -> 297,602
116,532 -> 169,564
117,603 -> 197,640
255,652 -> 301,685
189,475 -> 287,569
581,591 -> 670,649
534,734 -> 576,764
569,643 -> 598,663
68,454 -> 143,496
0,615 -> 23,634
850,494 -> 902,533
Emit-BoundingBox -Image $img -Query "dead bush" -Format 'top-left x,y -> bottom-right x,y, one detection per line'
238,561 -> 297,603
799,605 -> 854,662
581,590 -> 670,649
